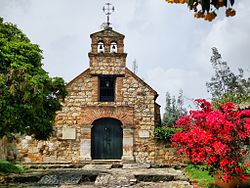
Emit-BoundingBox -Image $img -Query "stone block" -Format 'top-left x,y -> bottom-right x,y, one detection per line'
25,136 -> 32,140
43,156 -> 56,162
23,157 -> 31,163
123,163 -> 150,169
20,139 -> 28,148
80,139 -> 91,160
138,130 -> 150,138
29,147 -> 38,153
83,164 -> 112,170
123,138 -> 133,146
62,127 -> 76,140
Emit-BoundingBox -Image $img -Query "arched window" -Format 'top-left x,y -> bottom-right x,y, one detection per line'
97,41 -> 105,53
110,42 -> 117,53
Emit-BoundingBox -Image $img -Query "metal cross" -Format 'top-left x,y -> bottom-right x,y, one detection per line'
103,3 -> 115,26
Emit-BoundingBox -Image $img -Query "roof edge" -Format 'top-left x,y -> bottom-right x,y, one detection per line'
67,68 -> 90,87
125,68 -> 158,99
90,27 -> 125,38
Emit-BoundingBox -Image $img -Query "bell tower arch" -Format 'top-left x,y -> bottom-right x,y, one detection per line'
88,27 -> 127,76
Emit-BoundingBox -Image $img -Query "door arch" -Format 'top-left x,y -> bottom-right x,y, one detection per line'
91,118 -> 123,159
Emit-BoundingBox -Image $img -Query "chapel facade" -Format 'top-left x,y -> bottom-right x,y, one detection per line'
54,26 -> 161,162
15,26 -> 182,165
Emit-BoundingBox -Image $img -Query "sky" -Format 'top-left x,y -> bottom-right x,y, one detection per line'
1,0 -> 250,113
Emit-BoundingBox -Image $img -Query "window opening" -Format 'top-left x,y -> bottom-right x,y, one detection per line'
99,76 -> 116,102
97,41 -> 105,53
110,42 -> 117,53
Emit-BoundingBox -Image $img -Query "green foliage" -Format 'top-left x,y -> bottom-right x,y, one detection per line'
0,18 -> 67,140
154,127 -> 181,142
212,92 -> 250,109
0,160 -> 23,173
185,164 -> 215,188
162,89 -> 187,127
206,47 -> 250,108
185,164 -> 250,187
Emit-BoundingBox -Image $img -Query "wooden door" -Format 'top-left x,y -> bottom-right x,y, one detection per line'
91,118 -> 123,159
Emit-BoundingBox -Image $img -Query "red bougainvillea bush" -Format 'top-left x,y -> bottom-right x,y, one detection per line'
171,99 -> 250,182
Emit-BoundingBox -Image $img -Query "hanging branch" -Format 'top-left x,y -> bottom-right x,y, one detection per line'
166,0 -> 236,22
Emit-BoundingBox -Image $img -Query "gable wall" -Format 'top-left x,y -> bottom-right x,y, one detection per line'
14,69 -> 184,165
14,67 -> 184,165
15,69 -> 158,163
55,69 -> 157,163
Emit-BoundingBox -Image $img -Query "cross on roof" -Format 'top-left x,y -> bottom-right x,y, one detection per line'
103,3 -> 115,27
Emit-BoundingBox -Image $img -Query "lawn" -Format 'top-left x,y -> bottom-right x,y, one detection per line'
185,164 -> 215,188
185,164 -> 250,188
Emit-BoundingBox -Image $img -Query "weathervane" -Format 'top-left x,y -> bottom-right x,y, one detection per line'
103,3 -> 115,27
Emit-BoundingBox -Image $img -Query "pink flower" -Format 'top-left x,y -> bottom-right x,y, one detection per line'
220,102 -> 235,112
171,99 -> 250,182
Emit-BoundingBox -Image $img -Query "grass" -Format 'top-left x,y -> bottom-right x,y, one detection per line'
0,160 -> 23,174
185,164 -> 250,188
184,164 -> 216,188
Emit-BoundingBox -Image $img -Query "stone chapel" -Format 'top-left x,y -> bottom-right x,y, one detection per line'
54,26 -> 161,162
16,26 -> 182,165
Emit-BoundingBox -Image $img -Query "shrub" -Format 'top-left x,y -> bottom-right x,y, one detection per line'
171,99 -> 250,182
0,160 -> 23,173
154,127 -> 181,142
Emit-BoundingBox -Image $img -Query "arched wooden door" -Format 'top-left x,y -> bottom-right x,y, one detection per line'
91,118 -> 123,159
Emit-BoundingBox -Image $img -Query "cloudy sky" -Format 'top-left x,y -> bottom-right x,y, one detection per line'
1,0 -> 250,112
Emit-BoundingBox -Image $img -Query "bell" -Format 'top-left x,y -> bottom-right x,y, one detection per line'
99,45 -> 103,50
112,44 -> 116,50
105,80 -> 110,87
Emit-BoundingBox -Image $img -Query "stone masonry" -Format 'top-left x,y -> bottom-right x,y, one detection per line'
15,26 -> 183,165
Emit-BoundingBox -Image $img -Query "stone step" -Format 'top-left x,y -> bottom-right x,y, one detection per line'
21,162 -> 186,170
38,173 -> 95,185
2,172 -> 99,185
0,167 -> 191,187
135,174 -> 175,182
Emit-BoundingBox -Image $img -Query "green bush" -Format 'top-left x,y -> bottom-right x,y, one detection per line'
154,127 -> 181,142
0,160 -> 23,173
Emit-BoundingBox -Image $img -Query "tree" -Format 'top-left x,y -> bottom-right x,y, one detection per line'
162,89 -> 187,127
166,0 -> 236,22
206,47 -> 250,107
0,18 -> 67,140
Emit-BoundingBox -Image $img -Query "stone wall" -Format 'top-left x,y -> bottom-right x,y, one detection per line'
89,53 -> 127,75
154,141 -> 184,165
15,135 -> 183,165
15,67 -> 166,164
154,103 -> 161,126
0,137 -> 17,161
0,137 -> 8,160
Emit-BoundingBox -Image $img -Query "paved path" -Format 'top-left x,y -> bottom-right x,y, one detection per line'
0,164 -> 193,188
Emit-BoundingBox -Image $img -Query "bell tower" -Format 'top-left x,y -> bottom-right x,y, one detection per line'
88,27 -> 127,75
88,3 -> 127,76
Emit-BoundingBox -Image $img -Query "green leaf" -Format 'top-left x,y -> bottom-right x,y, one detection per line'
0,18 -> 67,140
154,127 -> 182,142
